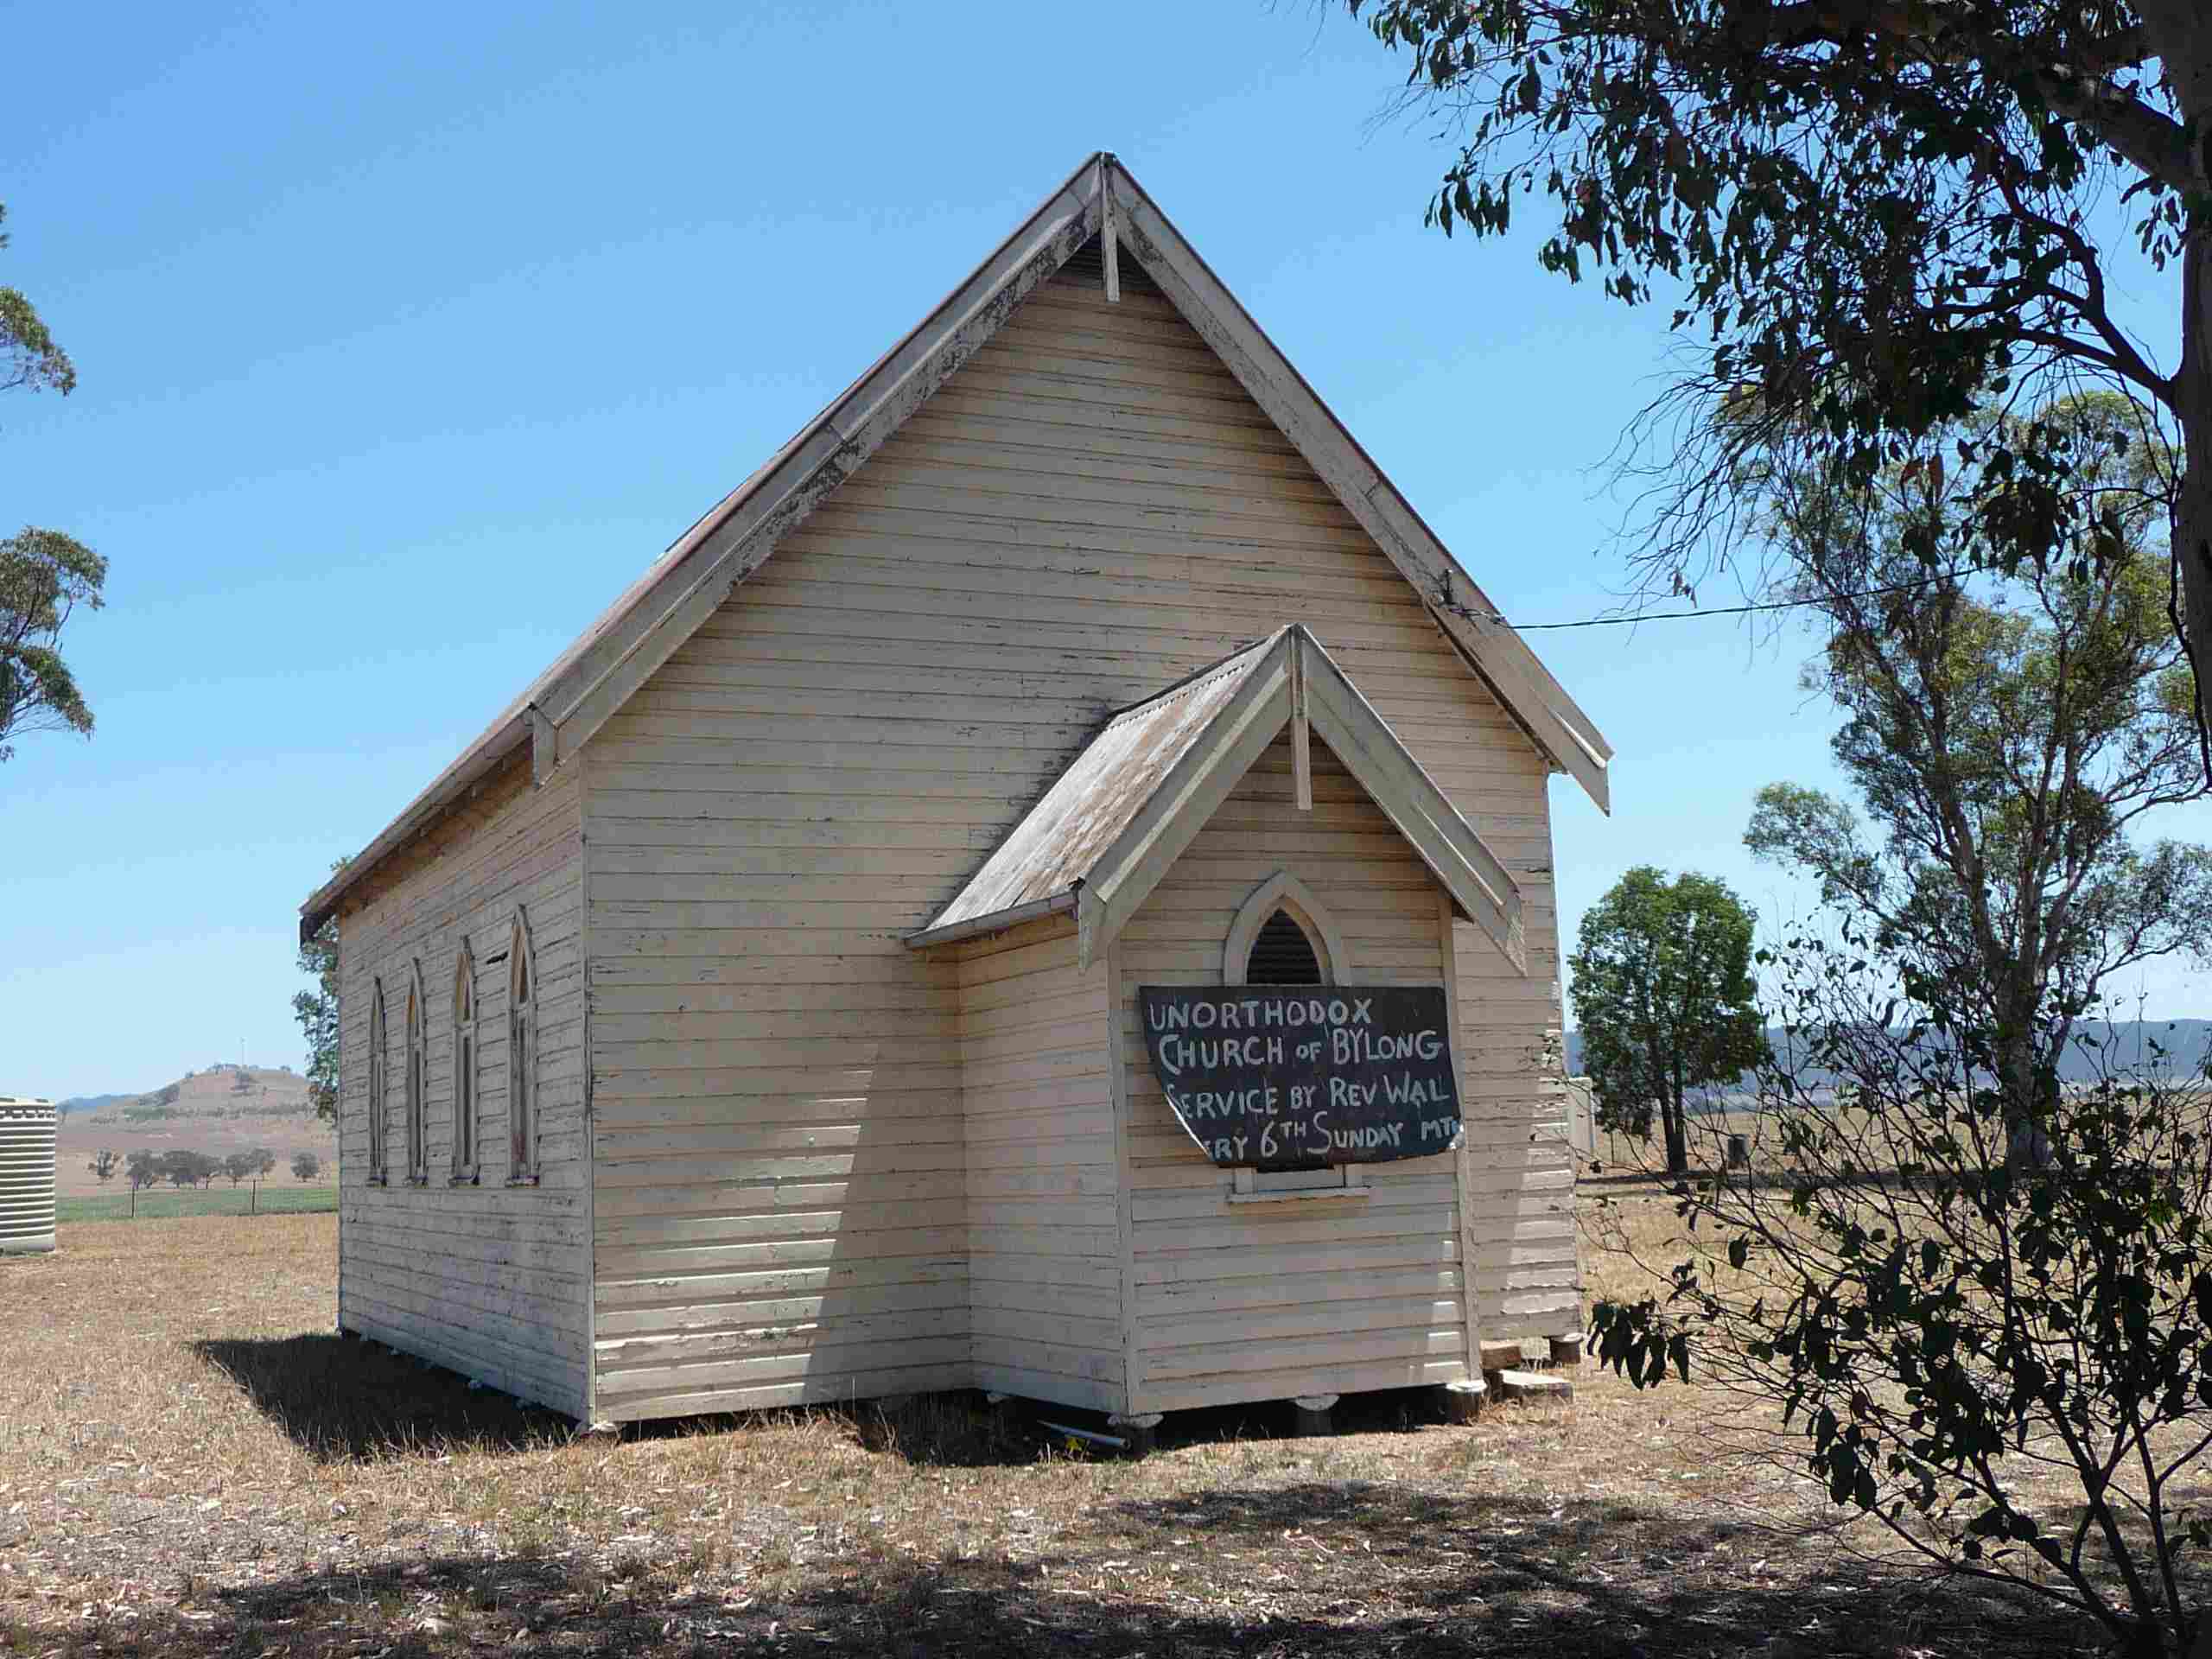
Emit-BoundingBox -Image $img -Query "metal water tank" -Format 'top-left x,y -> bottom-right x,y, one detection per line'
0,1097 -> 56,1254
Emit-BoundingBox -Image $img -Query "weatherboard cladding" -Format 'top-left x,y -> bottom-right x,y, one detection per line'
574,247 -> 1575,1412
300,152 -> 1610,944
313,151 -> 1592,1422
1116,731 -> 1472,1411
920,638 -> 1274,936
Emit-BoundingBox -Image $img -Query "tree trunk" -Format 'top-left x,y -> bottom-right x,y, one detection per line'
1663,1065 -> 1689,1176
1996,990 -> 2054,1173
2177,259 -> 2212,753
2151,6 -> 2212,747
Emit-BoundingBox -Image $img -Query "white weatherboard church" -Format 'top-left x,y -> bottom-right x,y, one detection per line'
301,153 -> 1611,1440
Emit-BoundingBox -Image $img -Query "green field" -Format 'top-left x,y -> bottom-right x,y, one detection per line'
59,1185 -> 339,1223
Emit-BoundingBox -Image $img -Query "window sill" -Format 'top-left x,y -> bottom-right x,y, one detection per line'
1226,1185 -> 1372,1205
404,1174 -> 431,1188
505,1173 -> 540,1188
365,1174 -> 389,1187
449,1170 -> 480,1187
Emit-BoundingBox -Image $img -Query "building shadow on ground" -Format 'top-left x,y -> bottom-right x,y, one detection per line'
626,1383 -> 1460,1470
200,1324 -> 1470,1470
9,1480 -> 2110,1659
194,1334 -> 574,1459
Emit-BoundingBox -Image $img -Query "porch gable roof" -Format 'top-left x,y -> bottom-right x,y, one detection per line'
907,626 -> 1528,975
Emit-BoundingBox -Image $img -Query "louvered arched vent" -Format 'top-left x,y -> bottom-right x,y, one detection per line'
1246,909 -> 1324,985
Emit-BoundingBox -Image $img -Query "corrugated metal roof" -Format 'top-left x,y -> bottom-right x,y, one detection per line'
917,633 -> 1281,942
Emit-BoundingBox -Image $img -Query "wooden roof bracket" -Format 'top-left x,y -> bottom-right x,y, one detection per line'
1099,155 -> 1121,304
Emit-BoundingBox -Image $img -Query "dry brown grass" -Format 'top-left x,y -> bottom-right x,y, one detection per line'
0,1213 -> 2121,1656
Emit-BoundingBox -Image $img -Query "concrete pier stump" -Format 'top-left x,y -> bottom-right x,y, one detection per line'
1290,1393 -> 1338,1437
1109,1413 -> 1163,1458
1440,1379 -> 1486,1423
1548,1332 -> 1585,1369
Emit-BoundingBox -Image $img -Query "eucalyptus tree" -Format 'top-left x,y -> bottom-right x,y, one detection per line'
1569,865 -> 1767,1175
293,859 -> 346,1122
1587,397 -> 2212,1654
1347,1 -> 2212,741
1,204 -> 102,763
1741,396 -> 2212,1154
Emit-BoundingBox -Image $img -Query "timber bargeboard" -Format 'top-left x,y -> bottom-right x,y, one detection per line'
300,150 -> 1609,944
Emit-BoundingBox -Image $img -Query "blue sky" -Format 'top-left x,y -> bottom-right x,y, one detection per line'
4,1 -> 2204,1098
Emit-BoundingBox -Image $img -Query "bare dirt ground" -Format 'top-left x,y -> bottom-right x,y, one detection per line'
0,1211 -> 2134,1657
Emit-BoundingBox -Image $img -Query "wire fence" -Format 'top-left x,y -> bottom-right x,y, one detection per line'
60,1185 -> 340,1223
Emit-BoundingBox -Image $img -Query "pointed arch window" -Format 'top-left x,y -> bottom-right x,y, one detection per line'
366,980 -> 389,1185
508,909 -> 538,1184
1223,872 -> 1349,987
453,941 -> 480,1183
1246,910 -> 1324,985
404,963 -> 428,1184
1221,872 -> 1367,1201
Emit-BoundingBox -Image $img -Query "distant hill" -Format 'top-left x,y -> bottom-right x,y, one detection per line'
80,1064 -> 315,1126
60,1065 -> 334,1199
52,1092 -> 129,1116
1565,1020 -> 2212,1088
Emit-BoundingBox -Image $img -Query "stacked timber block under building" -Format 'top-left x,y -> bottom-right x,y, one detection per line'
301,153 -> 1609,1439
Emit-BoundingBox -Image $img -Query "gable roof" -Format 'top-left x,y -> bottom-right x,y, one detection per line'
908,626 -> 1529,976
300,152 -> 1610,943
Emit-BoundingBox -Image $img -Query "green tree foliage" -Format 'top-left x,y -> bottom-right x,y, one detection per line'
1,204 -> 103,763
1741,397 -> 2212,1151
0,528 -> 106,763
289,1150 -> 321,1182
1594,934 -> 2212,1656
1346,2 -> 2212,734
84,1148 -> 117,1184
294,858 -> 346,1123
1,206 -> 73,398
123,1150 -> 157,1192
1568,866 -> 1767,1175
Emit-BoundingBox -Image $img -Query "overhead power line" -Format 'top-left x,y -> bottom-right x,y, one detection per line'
1443,570 -> 1966,632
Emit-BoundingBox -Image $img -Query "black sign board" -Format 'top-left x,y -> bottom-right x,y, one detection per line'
1136,985 -> 1462,1167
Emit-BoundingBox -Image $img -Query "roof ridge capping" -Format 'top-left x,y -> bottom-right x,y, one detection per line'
910,626 -> 1530,977
1103,629 -> 1287,724
302,152 -> 1608,944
